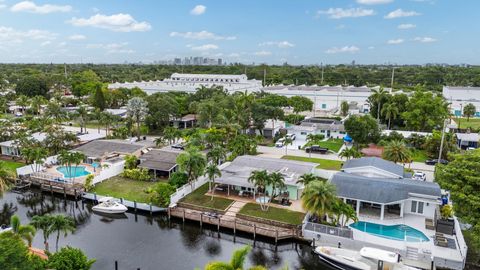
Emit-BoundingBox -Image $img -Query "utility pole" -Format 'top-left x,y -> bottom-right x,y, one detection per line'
438,119 -> 447,161
390,67 -> 395,91
64,63 -> 67,79
320,63 -> 324,85
263,68 -> 266,86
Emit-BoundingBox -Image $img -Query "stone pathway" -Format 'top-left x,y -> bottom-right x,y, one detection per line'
223,201 -> 246,220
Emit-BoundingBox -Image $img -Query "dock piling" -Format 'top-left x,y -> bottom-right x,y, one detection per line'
149,204 -> 152,215
63,186 -> 66,198
120,198 -> 123,204
253,224 -> 256,240
182,209 -> 185,223
74,189 -> 77,199
134,201 -> 137,212
275,230 -> 278,245
233,219 -> 236,236
94,193 -> 97,203
115,261 -> 118,270
200,213 -> 203,227
217,218 -> 220,232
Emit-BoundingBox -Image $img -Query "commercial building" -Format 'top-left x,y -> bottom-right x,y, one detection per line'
443,86 -> 480,117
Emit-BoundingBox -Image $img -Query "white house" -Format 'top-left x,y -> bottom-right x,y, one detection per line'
443,86 -> 480,117
287,118 -> 347,141
456,132 -> 479,149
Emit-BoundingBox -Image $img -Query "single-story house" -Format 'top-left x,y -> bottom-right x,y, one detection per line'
214,155 -> 317,200
248,119 -> 285,139
170,114 -> 197,129
138,149 -> 180,178
287,118 -> 346,140
456,132 -> 479,149
331,157 -> 441,220
72,139 -> 146,163
105,108 -> 128,118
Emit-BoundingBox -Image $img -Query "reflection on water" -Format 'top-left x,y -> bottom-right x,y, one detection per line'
0,189 -> 328,270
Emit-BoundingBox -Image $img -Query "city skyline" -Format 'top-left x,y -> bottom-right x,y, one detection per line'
0,0 -> 478,65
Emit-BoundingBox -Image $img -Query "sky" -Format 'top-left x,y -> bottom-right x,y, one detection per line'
0,0 -> 478,65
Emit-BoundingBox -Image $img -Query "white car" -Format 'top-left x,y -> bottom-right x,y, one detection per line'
412,172 -> 426,181
286,134 -> 296,140
275,138 -> 285,147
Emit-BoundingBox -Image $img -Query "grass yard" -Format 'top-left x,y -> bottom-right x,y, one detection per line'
315,138 -> 344,153
456,117 -> 480,130
239,203 -> 305,225
91,176 -> 158,204
2,160 -> 24,175
180,183 -> 234,211
410,149 -> 429,162
282,155 -> 343,171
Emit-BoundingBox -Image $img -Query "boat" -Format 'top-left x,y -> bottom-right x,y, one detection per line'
92,197 -> 128,214
0,224 -> 12,234
315,246 -> 420,270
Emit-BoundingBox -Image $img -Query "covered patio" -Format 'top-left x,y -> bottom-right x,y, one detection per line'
138,149 -> 179,179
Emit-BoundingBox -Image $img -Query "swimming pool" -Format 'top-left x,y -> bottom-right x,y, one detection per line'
350,221 -> 429,242
56,166 -> 91,178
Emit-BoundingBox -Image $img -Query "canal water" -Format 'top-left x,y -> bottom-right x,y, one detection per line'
0,190 -> 329,270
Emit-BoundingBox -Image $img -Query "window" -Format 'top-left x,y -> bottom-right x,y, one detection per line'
411,201 -> 417,213
321,104 -> 327,109
418,202 -> 424,214
410,200 -> 424,214
301,132 -> 307,135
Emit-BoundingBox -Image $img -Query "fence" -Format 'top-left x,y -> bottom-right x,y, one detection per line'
92,161 -> 125,185
303,221 -> 353,239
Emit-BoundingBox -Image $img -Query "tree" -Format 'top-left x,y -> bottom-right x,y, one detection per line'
127,97 -> 149,140
0,160 -> 15,193
30,95 -> 46,115
339,147 -> 361,161
248,170 -> 270,211
75,106 -> 89,134
176,147 -> 207,189
381,102 -> 399,129
124,154 -> 138,169
45,101 -> 65,123
296,173 -> 322,186
168,171 -> 188,188
382,140 -> 411,164
344,114 -> 380,146
0,232 -> 44,270
22,147 -> 48,173
204,163 -> 221,200
423,130 -> 457,159
340,101 -> 349,117
463,103 -> 476,121
204,246 -> 267,270
289,96 -> 313,113
50,215 -> 76,252
10,215 -> 36,247
16,95 -> 30,114
207,145 -> 227,165
92,85 -> 106,110
15,76 -> 49,97
31,214 -> 54,251
402,91 -> 449,132
228,134 -> 258,159
283,137 -> 293,155
268,172 -> 285,202
163,126 -> 181,145
370,87 -> 388,122
435,150 -> 480,247
301,181 -> 337,220
148,182 -> 175,207
47,246 -> 96,270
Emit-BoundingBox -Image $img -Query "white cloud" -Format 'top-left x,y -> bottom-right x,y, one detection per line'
0,4 -> 6,9
57,41 -> 66,47
384,9 -> 421,19
254,50 -> 272,56
228,53 -> 241,58
11,1 -> 72,14
387,38 -> 404,44
259,41 -> 295,48
68,34 -> 86,40
68,13 -> 152,32
0,26 -> 57,44
414,36 -> 437,43
86,42 -> 135,54
357,0 -> 393,4
368,46 -> 375,50
189,44 -> 218,51
40,41 -> 51,46
325,46 -> 359,54
169,31 -> 236,40
317,8 -> 375,19
398,23 -> 416,29
190,5 -> 206,15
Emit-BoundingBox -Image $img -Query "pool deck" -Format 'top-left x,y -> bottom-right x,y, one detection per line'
43,163 -> 99,184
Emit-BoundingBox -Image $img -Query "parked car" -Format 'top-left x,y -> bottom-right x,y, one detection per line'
286,134 -> 296,141
171,143 -> 185,150
305,145 -> 329,154
412,171 -> 427,181
275,138 -> 285,148
425,159 -> 448,165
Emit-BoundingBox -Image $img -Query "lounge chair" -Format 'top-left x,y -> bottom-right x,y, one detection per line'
425,218 -> 435,230
435,233 -> 449,247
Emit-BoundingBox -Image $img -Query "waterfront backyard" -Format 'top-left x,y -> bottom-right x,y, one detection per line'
91,176 -> 159,204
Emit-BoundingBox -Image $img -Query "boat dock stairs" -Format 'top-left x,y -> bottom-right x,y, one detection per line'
82,192 -> 167,214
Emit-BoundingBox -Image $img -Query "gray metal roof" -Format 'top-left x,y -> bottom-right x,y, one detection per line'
342,157 -> 404,178
138,149 -> 179,171
73,140 -> 145,159
331,172 -> 442,204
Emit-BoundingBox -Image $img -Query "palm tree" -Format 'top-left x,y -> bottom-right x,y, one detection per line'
382,140 -> 411,164
127,97 -> 149,140
50,215 -> 76,252
370,87 -> 387,122
463,103 -> 476,121
0,161 -> 15,193
339,147 -> 361,161
31,214 -> 54,251
207,145 -> 227,165
204,246 -> 266,270
45,101 -> 64,123
176,147 -> 207,189
340,100 -> 349,117
204,163 -> 221,200
154,136 -> 166,147
100,111 -> 116,136
71,151 -> 86,184
248,170 -> 270,211
301,181 -> 337,220
163,126 -> 180,145
30,95 -> 46,115
382,102 -> 399,129
76,106 -> 89,134
16,95 -> 30,115
296,173 -> 320,186
268,172 -> 285,203
284,137 -> 293,155
10,215 -> 36,247
21,146 -> 48,173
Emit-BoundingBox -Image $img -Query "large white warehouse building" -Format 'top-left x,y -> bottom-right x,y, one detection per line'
442,86 -> 480,117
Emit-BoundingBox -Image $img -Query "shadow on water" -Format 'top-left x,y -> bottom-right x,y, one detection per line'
0,189 -> 330,270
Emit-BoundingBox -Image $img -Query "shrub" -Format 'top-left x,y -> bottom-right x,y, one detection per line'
124,155 -> 138,169
168,172 -> 188,188
148,183 -> 175,207
84,175 -> 94,191
122,168 -> 150,181
47,246 -> 96,270
441,205 -> 453,219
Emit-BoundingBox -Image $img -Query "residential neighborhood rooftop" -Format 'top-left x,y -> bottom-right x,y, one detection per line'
73,139 -> 145,159
138,149 -> 179,171
342,156 -> 405,178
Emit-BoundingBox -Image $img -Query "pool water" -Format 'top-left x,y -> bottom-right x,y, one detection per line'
350,221 -> 429,242
56,166 -> 91,178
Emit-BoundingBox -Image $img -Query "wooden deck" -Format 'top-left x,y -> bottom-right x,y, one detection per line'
26,175 -> 84,199
169,207 -> 300,241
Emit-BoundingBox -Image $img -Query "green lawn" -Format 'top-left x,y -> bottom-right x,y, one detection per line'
456,117 -> 480,130
91,176 -> 158,204
282,155 -> 343,170
180,183 -> 234,211
2,160 -> 24,175
410,149 -> 429,162
238,203 -> 305,225
315,138 -> 344,153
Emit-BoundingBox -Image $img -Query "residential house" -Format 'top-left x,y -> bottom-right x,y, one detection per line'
456,132 -> 479,149
287,118 -> 347,141
138,149 -> 180,178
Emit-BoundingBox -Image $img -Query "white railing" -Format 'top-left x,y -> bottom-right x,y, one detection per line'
169,176 -> 208,207
454,217 -> 468,262
93,161 -> 125,185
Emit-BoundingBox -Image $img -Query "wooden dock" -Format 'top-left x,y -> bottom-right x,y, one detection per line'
82,193 -> 167,214
169,207 -> 300,242
26,175 -> 84,199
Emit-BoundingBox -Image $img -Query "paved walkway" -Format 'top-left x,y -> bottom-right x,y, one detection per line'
223,201 -> 246,220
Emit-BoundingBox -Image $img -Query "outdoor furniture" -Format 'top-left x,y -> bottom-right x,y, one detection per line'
425,218 -> 435,230
435,233 -> 449,247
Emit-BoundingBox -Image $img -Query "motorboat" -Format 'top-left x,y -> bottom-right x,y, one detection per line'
315,246 -> 420,270
0,224 -> 12,234
92,197 -> 128,214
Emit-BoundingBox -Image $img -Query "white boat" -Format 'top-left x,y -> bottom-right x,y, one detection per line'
92,197 -> 128,214
0,225 -> 12,234
315,246 -> 420,270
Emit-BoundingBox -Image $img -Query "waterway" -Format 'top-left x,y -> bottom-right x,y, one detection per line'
0,190 -> 328,270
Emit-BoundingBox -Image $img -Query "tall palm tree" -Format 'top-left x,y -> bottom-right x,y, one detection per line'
31,214 -> 54,251
16,95 -> 30,115
339,147 -> 361,161
21,146 -> 48,173
45,101 -> 64,123
76,106 -> 89,134
30,95 -> 46,115
127,97 -> 148,140
71,152 -> 86,184
301,181 -> 337,220
370,87 -> 387,122
248,170 -> 270,211
284,137 -> 293,155
176,147 -> 207,189
207,145 -> 227,165
268,172 -> 285,203
382,140 -> 411,164
10,215 -> 36,247
100,112 -> 116,137
296,173 -> 320,186
382,102 -> 399,129
204,163 -> 221,200
0,161 -> 14,193
163,126 -> 181,145
50,215 -> 76,252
